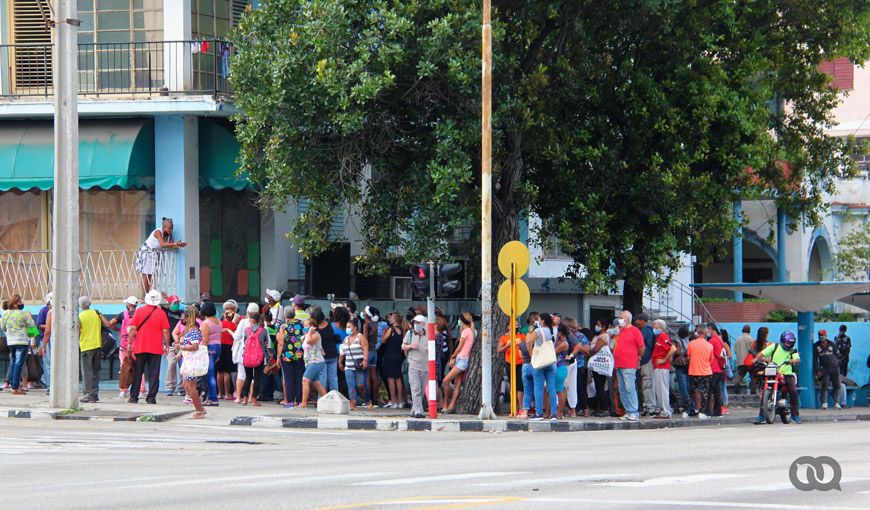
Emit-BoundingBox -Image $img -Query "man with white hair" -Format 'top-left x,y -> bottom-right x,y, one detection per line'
612,310 -> 645,421
128,289 -> 171,404
77,295 -> 111,403
651,318 -> 676,418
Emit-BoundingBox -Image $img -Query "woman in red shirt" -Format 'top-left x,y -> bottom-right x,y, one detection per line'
218,300 -> 239,400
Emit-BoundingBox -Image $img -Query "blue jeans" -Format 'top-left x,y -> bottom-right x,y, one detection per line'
522,364 -> 535,410
8,345 -> 27,390
344,369 -> 367,404
207,344 -> 220,401
616,368 -> 639,415
41,346 -> 51,389
320,357 -> 339,392
532,364 -> 558,416
675,365 -> 691,411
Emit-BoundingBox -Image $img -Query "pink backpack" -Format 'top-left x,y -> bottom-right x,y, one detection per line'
243,326 -> 264,368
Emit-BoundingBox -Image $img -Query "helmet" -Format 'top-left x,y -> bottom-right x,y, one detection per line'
780,330 -> 796,350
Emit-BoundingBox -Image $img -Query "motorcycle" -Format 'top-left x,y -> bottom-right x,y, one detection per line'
759,361 -> 792,424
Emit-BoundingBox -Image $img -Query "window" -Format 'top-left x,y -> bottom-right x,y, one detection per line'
0,190 -> 48,251
819,57 -> 854,91
542,235 -> 571,260
79,190 -> 155,252
9,0 -> 52,93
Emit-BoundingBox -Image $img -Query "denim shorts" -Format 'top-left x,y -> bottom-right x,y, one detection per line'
455,356 -> 469,372
368,351 -> 377,367
555,365 -> 568,393
303,362 -> 326,381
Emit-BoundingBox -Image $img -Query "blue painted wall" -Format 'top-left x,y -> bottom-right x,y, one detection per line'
719,322 -> 870,387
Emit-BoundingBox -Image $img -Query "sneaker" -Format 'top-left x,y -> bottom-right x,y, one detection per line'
529,414 -> 544,421
550,417 -> 558,423
681,412 -> 689,419
834,403 -> 842,410
698,413 -> 709,420
165,389 -> 175,396
821,402 -> 828,410
203,400 -> 219,407
753,415 -> 765,425
80,396 -> 98,403
127,398 -> 139,404
183,397 -> 193,405
792,416 -> 802,424
119,391 -> 127,399
624,414 -> 639,422
721,406 -> 729,415
517,409 -> 528,418
282,402 -> 295,409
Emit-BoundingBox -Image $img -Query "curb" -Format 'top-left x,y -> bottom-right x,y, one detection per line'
228,413 -> 870,433
4,408 -> 192,422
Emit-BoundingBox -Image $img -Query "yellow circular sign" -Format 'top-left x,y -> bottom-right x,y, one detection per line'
498,241 -> 530,278
498,279 -> 530,317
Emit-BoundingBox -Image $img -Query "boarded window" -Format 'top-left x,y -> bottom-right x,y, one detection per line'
819,57 -> 854,90
10,0 -> 53,93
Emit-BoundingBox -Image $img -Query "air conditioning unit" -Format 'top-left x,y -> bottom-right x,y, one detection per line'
391,276 -> 412,300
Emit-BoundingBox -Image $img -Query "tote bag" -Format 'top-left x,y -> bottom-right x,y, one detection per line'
531,339 -> 557,369
180,344 -> 209,378
588,345 -> 615,377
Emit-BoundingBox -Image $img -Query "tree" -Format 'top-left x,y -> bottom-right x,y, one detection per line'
231,0 -> 870,413
834,223 -> 870,280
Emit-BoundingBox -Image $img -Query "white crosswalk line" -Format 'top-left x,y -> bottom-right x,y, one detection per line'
595,473 -> 746,487
355,471 -> 527,486
472,473 -> 638,487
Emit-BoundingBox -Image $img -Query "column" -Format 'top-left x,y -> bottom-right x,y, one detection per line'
796,311 -> 816,410
155,115 -> 200,302
733,201 -> 743,302
260,208 -> 294,298
163,0 -> 192,92
776,207 -> 788,282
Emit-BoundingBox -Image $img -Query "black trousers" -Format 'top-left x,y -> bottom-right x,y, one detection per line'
592,371 -> 608,413
575,367 -> 589,411
819,367 -> 840,405
281,359 -> 304,403
707,372 -> 723,416
130,353 -> 161,403
243,366 -> 263,400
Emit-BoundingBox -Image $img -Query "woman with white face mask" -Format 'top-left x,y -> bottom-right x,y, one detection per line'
588,318 -> 614,417
402,315 -> 429,418
338,317 -> 368,410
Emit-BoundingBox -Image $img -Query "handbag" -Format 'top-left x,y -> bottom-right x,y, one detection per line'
180,344 -> 209,378
348,335 -> 365,371
263,359 -> 280,375
588,345 -> 615,377
26,326 -> 40,338
531,338 -> 557,369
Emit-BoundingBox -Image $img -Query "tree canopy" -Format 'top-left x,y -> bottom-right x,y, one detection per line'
232,0 -> 870,410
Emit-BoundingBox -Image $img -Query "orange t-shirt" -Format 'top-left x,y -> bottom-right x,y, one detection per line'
498,333 -> 526,364
687,338 -> 714,376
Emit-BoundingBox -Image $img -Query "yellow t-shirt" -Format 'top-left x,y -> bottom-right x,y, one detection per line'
79,309 -> 102,352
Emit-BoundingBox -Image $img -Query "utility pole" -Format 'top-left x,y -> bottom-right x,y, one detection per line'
427,261 -> 437,419
49,0 -> 80,409
478,0 -> 495,420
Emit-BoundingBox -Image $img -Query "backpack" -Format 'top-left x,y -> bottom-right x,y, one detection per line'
243,326 -> 265,368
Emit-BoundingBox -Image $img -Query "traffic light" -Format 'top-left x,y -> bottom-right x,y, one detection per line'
437,262 -> 463,297
408,264 -> 430,297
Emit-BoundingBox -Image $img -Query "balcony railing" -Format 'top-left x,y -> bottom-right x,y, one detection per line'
0,40 -> 233,99
0,250 -> 177,302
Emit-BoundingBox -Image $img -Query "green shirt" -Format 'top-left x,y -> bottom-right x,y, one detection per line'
760,343 -> 799,375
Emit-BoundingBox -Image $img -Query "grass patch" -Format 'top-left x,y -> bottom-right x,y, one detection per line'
56,408 -> 79,416
137,415 -> 156,423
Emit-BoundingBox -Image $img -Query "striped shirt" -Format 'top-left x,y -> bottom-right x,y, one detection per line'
340,334 -> 366,370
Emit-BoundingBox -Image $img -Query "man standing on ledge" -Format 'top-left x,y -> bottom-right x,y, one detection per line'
128,290 -> 170,404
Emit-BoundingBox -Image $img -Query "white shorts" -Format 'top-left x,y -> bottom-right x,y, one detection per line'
237,362 -> 246,381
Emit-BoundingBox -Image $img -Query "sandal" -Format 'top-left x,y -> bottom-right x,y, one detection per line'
190,411 -> 206,419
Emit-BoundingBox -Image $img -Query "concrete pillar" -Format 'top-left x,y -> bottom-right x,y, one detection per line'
733,201 -> 743,302
163,0 -> 192,91
155,115 -> 199,302
796,311 -> 816,410
260,208 -> 294,297
776,207 -> 788,282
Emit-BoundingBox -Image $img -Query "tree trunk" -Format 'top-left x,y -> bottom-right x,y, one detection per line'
455,135 -> 522,415
622,278 -> 644,317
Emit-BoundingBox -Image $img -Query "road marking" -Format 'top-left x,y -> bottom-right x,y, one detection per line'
311,496 -> 521,510
526,497 -> 861,510
471,473 -> 638,487
595,473 -> 746,487
354,472 -> 527,486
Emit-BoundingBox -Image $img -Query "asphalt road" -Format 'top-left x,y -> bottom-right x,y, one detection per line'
1,419 -> 869,509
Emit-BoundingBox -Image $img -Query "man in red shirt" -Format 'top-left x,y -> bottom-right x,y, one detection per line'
127,290 -> 170,404
651,319 -> 676,418
705,323 -> 726,417
613,310 -> 645,421
686,330 -> 714,419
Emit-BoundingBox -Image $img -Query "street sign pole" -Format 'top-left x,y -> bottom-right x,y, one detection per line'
478,0 -> 495,420
509,263 -> 516,417
427,261 -> 437,419
50,0 -> 80,410
498,241 -> 531,418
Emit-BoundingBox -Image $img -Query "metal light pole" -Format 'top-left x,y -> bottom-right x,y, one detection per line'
49,0 -> 80,409
478,0 -> 495,420
427,261 -> 437,418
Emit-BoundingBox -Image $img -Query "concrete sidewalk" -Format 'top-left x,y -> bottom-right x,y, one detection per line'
2,389 -> 868,432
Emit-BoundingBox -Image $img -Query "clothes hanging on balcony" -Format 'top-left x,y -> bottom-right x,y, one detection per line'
219,43 -> 231,77
192,39 -> 201,54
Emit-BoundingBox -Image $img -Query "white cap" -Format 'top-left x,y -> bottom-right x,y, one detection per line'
413,314 -> 426,324
246,302 -> 260,315
144,289 -> 162,306
124,296 -> 139,306
265,289 -> 281,302
223,299 -> 238,310
45,292 -> 53,304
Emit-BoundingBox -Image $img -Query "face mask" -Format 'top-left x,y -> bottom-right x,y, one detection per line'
653,328 -> 662,336
345,327 -> 353,336
371,315 -> 379,323
594,325 -> 602,333
535,320 -> 541,328
414,324 -> 425,334
618,319 -> 626,328
706,333 -> 712,339
608,328 -> 619,336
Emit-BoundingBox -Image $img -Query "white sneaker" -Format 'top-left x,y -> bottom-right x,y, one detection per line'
681,412 -> 689,419
119,390 -> 127,399
698,413 -> 709,420
822,402 -> 828,410
625,414 -> 639,422
834,403 -> 842,410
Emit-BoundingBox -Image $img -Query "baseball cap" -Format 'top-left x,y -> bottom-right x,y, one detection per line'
819,329 -> 828,337
636,313 -> 650,322
293,295 -> 306,306
124,296 -> 139,306
167,295 -> 182,304
265,289 -> 281,302
413,314 -> 426,323
45,292 -> 53,304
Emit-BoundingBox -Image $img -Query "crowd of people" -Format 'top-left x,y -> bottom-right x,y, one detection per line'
1,291 -> 866,422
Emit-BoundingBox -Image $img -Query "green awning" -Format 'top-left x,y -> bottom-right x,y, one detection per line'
0,119 -> 155,191
199,120 -> 250,190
